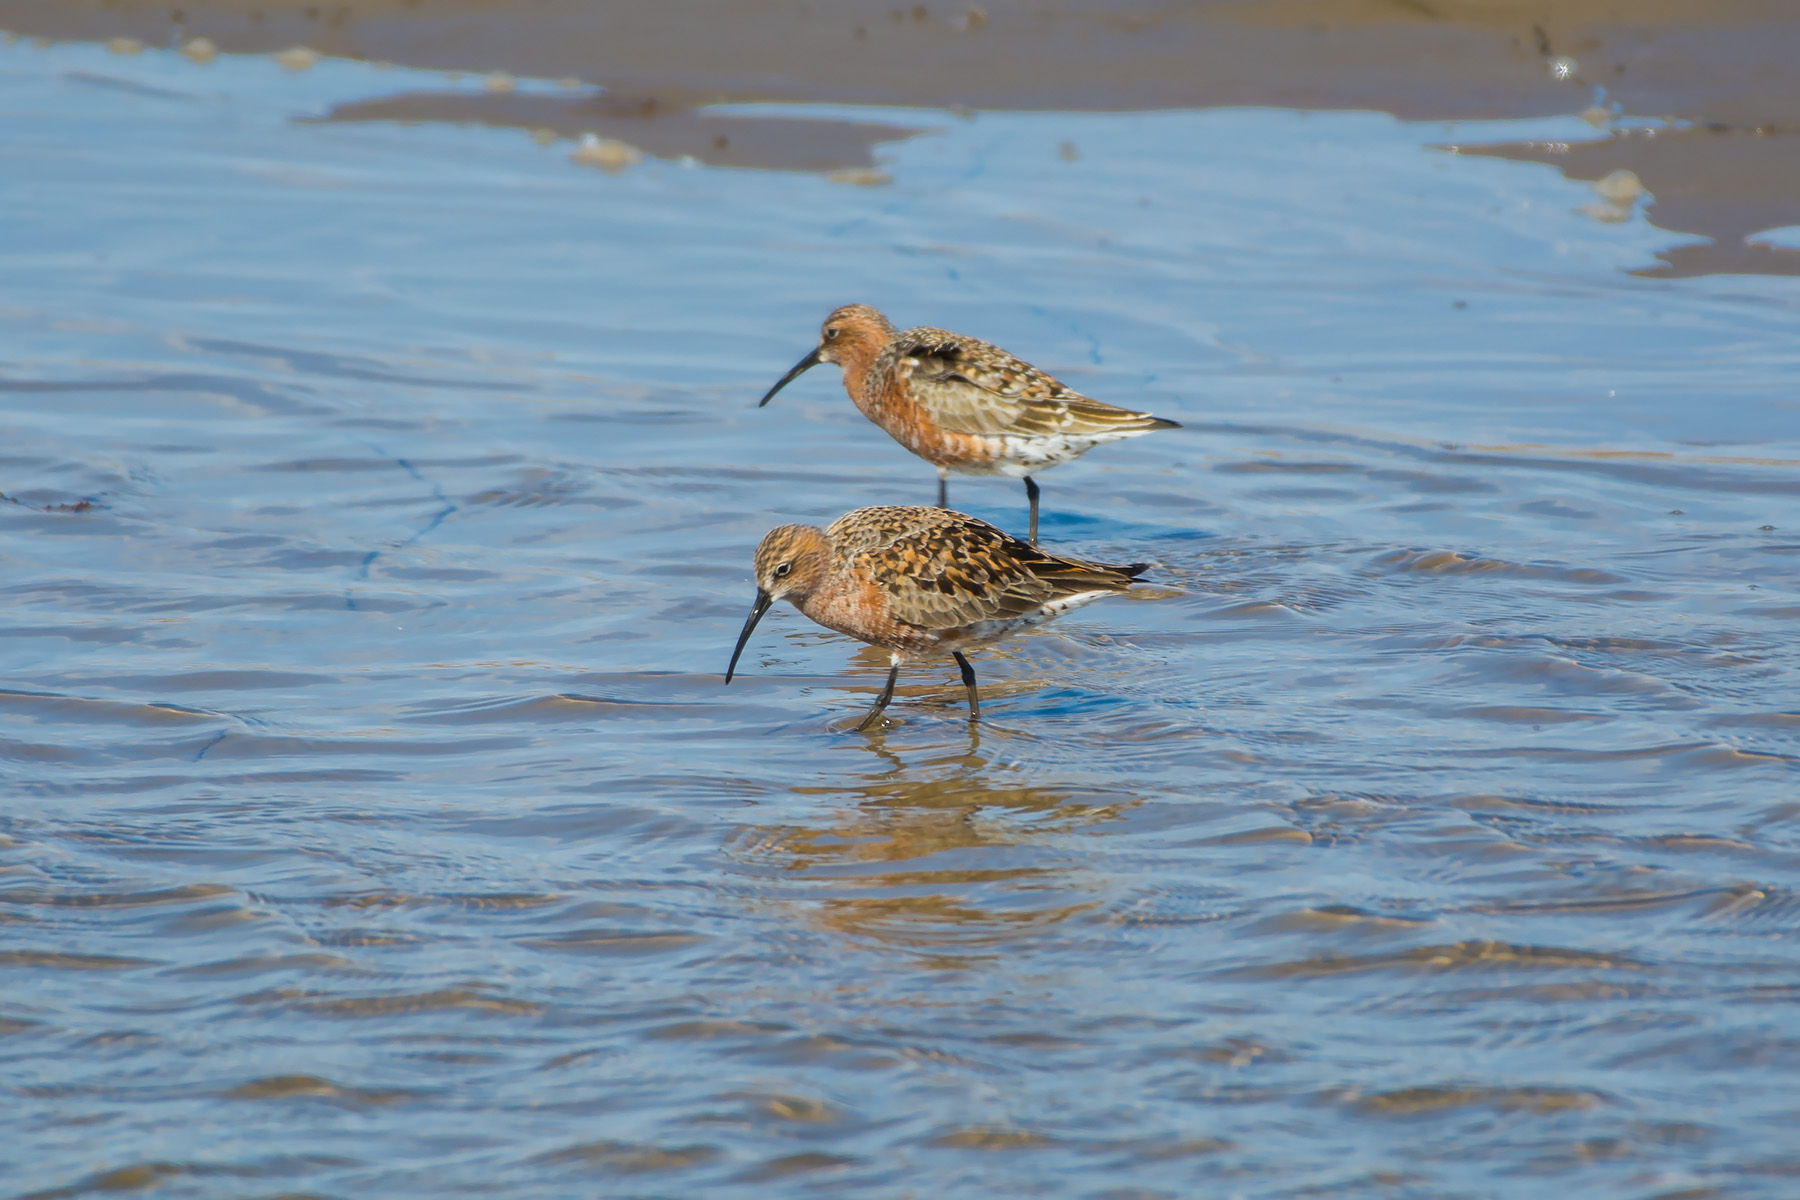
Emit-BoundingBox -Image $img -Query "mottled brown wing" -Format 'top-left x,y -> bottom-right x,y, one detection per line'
830,506 -> 1140,631
824,505 -> 967,563
894,327 -> 1178,439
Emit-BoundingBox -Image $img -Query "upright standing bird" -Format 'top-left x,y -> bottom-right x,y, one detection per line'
724,505 -> 1147,729
757,305 -> 1179,543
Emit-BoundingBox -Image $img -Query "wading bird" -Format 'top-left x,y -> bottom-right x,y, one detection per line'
757,305 -> 1179,543
725,505 -> 1147,729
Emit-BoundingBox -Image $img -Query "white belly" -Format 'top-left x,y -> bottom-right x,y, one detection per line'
952,431 -> 1140,478
954,587 -> 1120,644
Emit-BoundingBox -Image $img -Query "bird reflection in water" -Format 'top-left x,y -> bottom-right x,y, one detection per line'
727,734 -> 1138,967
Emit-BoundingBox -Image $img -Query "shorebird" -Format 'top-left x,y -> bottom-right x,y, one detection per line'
724,505 -> 1147,729
757,304 -> 1179,543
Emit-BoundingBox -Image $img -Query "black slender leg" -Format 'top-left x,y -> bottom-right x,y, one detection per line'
1024,476 -> 1040,544
936,469 -> 948,509
856,664 -> 900,731
952,651 -> 980,720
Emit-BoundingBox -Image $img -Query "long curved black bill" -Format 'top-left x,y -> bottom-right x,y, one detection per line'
724,589 -> 774,683
756,347 -> 821,407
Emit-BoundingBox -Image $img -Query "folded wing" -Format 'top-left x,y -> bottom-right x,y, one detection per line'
830,506 -> 1143,631
892,327 -> 1178,439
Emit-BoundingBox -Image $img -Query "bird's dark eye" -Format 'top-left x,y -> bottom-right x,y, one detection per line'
774,561 -> 793,578
823,326 -> 840,341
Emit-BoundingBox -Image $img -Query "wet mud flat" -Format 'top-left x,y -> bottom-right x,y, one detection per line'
10,0 -> 1800,275
3,4 -> 1800,1198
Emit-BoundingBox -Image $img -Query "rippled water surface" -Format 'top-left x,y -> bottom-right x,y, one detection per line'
5,34 -> 1800,1200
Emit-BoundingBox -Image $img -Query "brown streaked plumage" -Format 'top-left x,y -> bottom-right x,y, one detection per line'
757,304 -> 1180,543
723,505 -> 1147,730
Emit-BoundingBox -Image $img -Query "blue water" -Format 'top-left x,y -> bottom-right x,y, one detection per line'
3,37 -> 1799,1200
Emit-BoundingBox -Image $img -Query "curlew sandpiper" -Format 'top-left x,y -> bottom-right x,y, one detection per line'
758,304 -> 1179,543
724,505 -> 1147,729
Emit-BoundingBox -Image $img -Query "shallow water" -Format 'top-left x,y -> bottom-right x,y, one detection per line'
4,33 -> 1800,1200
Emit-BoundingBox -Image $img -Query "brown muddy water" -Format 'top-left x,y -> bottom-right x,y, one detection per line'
4,9 -> 1800,1199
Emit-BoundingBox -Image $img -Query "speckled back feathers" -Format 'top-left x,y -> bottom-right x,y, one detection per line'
825,505 -> 1144,631
869,323 -> 1179,440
